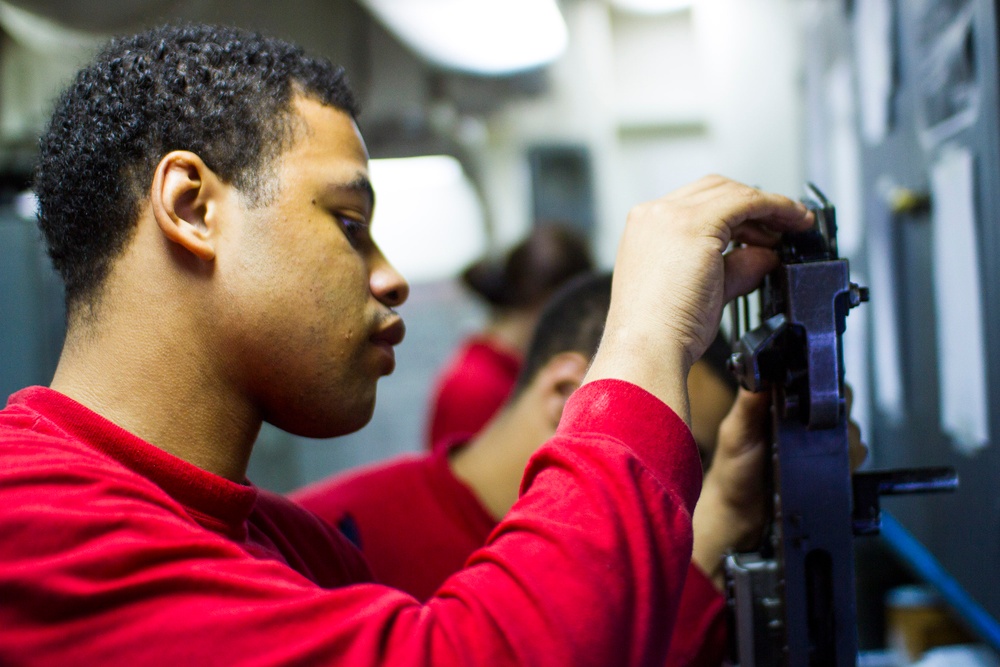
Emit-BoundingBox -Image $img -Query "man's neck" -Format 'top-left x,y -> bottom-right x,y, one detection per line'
51,315 -> 261,483
449,400 -> 546,521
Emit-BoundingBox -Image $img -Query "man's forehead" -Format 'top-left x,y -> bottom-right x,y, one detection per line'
288,95 -> 368,155
284,96 -> 372,199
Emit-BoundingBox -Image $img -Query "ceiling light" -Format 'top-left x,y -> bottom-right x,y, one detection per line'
610,0 -> 693,15
358,0 -> 568,76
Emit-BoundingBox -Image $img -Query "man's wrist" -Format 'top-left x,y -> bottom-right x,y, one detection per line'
583,327 -> 692,425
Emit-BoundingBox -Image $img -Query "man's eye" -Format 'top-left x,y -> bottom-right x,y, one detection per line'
336,215 -> 369,248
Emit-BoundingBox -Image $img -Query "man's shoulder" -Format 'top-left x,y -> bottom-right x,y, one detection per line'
446,338 -> 520,383
0,393 -> 188,524
0,401 -> 111,473
0,387 -> 101,457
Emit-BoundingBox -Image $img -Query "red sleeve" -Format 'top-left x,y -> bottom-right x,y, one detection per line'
666,564 -> 728,667
1,379 -> 702,667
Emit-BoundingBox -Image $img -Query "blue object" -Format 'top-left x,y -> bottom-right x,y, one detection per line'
880,511 -> 1000,652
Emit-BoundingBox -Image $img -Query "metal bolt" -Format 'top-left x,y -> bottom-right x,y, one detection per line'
728,352 -> 744,374
848,283 -> 870,308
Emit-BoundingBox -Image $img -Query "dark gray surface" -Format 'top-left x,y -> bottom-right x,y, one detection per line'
866,0 -> 1000,630
0,202 -> 65,402
804,0 -> 1000,638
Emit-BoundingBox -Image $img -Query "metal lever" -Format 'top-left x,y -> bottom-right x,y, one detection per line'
851,467 -> 959,536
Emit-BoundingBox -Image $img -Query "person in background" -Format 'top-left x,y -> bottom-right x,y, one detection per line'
0,20 -> 820,666
293,272 -> 755,666
426,223 -> 593,451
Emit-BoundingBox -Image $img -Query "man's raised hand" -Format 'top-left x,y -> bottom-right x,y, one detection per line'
584,175 -> 813,422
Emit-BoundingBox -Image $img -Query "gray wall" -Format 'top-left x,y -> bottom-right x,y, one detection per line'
0,198 -> 64,401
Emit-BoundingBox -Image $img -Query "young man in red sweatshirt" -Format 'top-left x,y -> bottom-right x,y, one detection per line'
0,22 -> 815,666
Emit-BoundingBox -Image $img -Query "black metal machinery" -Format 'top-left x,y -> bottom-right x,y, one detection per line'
724,184 -> 958,667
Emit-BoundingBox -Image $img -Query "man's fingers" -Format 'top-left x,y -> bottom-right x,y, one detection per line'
732,221 -> 784,247
716,388 -> 770,458
722,246 -> 780,302
707,387 -> 770,552
729,188 -> 814,232
844,383 -> 869,470
728,387 -> 770,419
656,176 -> 813,241
702,182 -> 814,237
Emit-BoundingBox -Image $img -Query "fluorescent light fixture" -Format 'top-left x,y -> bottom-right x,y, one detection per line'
369,155 -> 488,284
14,190 -> 38,220
0,1 -> 106,51
610,0 -> 693,15
358,0 -> 568,75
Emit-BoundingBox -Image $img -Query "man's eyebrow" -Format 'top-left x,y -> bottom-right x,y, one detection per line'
334,174 -> 375,211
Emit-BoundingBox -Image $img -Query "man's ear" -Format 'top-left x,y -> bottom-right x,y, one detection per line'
537,351 -> 589,427
150,151 -> 222,261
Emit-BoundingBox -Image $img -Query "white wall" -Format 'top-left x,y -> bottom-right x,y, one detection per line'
478,0 -> 806,266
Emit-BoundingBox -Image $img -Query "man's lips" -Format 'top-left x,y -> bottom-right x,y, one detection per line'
371,317 -> 403,374
371,316 -> 405,347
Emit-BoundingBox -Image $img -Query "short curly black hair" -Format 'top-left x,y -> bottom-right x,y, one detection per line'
34,23 -> 359,315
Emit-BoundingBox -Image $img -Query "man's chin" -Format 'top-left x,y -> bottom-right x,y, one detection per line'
267,396 -> 377,439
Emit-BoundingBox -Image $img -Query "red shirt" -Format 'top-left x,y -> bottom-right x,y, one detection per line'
426,336 -> 521,450
0,380 -> 700,666
292,443 -> 728,666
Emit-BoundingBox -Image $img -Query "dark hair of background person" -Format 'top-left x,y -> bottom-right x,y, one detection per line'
460,223 -> 594,311
511,270 -> 612,397
33,22 -> 359,317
